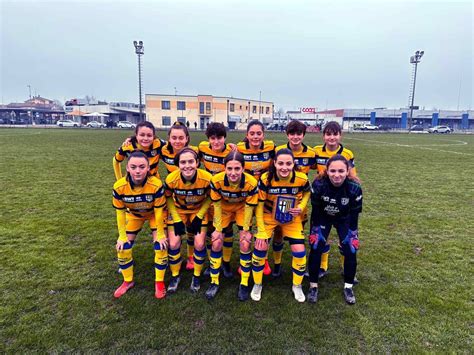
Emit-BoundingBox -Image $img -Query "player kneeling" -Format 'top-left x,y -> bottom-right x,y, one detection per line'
112,152 -> 168,299
208,151 -> 259,301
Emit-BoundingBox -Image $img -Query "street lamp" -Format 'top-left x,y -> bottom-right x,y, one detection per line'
133,40 -> 145,121
408,50 -> 424,129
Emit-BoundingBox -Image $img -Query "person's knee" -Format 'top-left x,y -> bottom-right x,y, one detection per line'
194,234 -> 206,250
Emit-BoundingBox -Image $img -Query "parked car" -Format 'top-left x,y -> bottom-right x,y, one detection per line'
428,125 -> 451,134
409,125 -> 424,132
57,119 -> 79,127
86,121 -> 106,128
117,121 -> 136,129
354,123 -> 379,130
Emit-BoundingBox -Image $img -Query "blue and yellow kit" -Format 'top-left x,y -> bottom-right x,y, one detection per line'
237,140 -> 275,179
113,138 -> 166,179
256,171 -> 311,240
160,143 -> 199,174
210,171 -> 259,231
198,141 -> 233,175
314,144 -> 356,175
112,174 -> 166,236
164,168 -> 212,225
276,143 -> 317,175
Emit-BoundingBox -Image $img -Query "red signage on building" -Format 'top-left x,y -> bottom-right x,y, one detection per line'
300,107 -> 316,113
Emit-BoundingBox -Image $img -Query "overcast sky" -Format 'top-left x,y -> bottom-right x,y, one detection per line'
1,0 -> 472,110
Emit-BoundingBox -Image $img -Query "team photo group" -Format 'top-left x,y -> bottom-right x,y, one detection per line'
112,119 -> 363,304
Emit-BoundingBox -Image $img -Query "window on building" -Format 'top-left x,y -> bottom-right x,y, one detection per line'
177,116 -> 186,125
240,105 -> 242,110
162,116 -> 171,126
260,106 -> 264,114
199,102 -> 205,114
266,107 -> 270,114
177,101 -> 186,110
162,101 -> 171,110
230,103 -> 235,112
252,105 -> 257,113
206,102 -> 211,114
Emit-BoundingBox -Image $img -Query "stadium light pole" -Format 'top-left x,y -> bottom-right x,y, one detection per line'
133,40 -> 145,122
408,50 -> 424,129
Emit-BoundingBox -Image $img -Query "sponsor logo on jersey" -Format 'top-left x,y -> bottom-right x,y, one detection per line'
341,197 -> 349,205
324,205 -> 340,216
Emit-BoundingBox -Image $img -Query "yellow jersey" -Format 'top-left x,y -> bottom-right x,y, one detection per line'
160,143 -> 199,174
210,171 -> 259,208
276,143 -> 317,175
314,144 -> 356,175
237,140 -> 275,179
114,138 -> 166,177
112,175 -> 166,218
164,168 -> 212,212
198,141 -> 233,175
258,171 -> 310,215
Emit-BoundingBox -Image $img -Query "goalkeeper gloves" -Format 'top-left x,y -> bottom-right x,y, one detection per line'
173,221 -> 186,236
188,216 -> 203,235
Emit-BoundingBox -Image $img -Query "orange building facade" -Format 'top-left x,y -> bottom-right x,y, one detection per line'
146,94 -> 274,130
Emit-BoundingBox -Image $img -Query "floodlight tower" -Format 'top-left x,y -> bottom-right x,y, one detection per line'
408,50 -> 424,129
133,40 -> 145,121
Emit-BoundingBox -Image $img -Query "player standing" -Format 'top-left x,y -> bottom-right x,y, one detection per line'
307,155 -> 363,304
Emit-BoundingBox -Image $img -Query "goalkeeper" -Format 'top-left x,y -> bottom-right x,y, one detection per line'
308,155 -> 363,305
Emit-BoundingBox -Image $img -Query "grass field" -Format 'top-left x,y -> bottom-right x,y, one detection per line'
0,128 -> 472,352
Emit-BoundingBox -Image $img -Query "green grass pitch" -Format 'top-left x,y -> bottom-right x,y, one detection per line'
0,128 -> 472,352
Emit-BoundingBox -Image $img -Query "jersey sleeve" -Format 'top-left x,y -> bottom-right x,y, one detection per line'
310,180 -> 323,207
154,185 -> 166,208
245,185 -> 259,206
257,179 -> 268,202
350,183 -> 363,213
210,181 -> 222,202
114,144 -> 128,163
112,188 -> 125,209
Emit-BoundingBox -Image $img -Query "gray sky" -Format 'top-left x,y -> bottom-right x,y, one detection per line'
1,0 -> 472,110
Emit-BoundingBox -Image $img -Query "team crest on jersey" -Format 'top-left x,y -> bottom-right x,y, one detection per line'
263,152 -> 269,160
151,150 -> 157,157
146,194 -> 153,202
292,188 -> 299,194
274,196 -> 296,224
302,158 -> 309,165
341,197 -> 349,205
196,189 -> 204,195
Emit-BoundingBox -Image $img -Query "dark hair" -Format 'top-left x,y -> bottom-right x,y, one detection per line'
243,119 -> 265,143
167,121 -> 190,149
174,147 -> 199,167
135,121 -> 156,136
223,151 -> 245,168
206,122 -> 227,138
318,154 -> 360,184
323,121 -> 342,135
131,121 -> 155,145
286,120 -> 306,135
127,151 -> 149,165
267,148 -> 295,182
